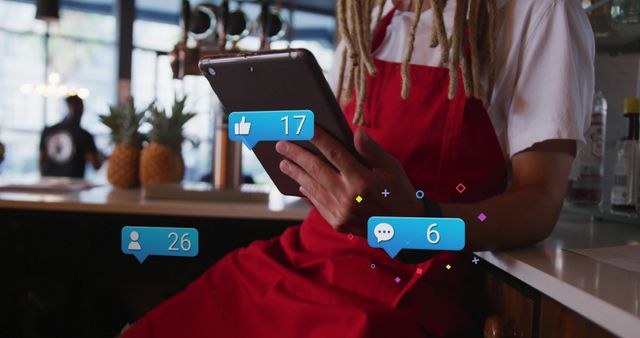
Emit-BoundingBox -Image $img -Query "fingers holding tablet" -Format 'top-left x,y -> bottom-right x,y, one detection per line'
276,140 -> 340,187
308,127 -> 368,179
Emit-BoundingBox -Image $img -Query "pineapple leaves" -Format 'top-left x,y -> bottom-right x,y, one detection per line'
145,96 -> 196,153
100,95 -> 195,152
99,97 -> 145,147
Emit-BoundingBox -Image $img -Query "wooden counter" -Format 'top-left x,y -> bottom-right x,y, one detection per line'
1,187 -> 639,337
0,185 -> 310,221
0,185 -> 310,335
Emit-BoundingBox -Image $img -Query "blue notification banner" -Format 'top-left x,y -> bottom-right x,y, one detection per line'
121,226 -> 199,263
228,110 -> 314,149
367,217 -> 465,258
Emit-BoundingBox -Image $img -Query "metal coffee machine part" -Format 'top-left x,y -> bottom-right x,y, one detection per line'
213,102 -> 242,191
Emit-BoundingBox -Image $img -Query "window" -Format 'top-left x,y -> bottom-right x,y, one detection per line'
0,0 -> 337,187
0,1 -> 116,182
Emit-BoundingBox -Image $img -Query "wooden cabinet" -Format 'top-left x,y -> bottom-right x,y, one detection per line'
482,267 -> 617,338
539,296 -> 616,338
483,268 -> 537,338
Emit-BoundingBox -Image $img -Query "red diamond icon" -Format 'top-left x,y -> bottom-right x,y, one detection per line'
455,183 -> 466,194
416,268 -> 423,275
347,234 -> 354,240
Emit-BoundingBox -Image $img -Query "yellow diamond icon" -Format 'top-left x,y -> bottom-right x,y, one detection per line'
355,195 -> 363,203
446,264 -> 452,270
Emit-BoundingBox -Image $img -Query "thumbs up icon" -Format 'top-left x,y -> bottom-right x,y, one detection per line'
234,116 -> 251,136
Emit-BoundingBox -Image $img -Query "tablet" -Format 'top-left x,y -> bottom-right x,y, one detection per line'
199,49 -> 364,196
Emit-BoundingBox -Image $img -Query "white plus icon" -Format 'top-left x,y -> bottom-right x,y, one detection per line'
472,257 -> 480,265
382,189 -> 390,198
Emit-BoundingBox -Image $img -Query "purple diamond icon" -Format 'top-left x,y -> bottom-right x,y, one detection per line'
394,277 -> 401,283
477,213 -> 487,222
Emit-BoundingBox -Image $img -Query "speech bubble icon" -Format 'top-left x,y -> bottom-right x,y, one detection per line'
374,223 -> 394,243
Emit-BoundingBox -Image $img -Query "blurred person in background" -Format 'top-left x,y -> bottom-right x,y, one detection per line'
39,95 -> 103,178
0,140 -> 4,165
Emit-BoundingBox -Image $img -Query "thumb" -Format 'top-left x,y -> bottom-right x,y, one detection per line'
354,128 -> 397,170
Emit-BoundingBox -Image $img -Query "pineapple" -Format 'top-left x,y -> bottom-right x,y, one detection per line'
99,99 -> 145,188
140,96 -> 195,187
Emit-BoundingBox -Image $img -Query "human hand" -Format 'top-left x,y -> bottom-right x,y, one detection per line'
276,127 -> 425,236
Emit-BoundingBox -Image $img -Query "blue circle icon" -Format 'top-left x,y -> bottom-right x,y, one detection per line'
415,190 -> 425,199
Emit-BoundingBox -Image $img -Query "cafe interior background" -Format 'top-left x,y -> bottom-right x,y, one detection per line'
2,0 -> 640,337
0,0 -> 337,186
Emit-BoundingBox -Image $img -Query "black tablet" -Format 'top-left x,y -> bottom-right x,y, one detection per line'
199,49 -> 363,196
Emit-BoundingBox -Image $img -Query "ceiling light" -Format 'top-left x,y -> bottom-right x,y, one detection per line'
35,0 -> 60,22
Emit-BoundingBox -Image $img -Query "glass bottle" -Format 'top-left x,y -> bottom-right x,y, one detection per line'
610,98 -> 640,214
567,91 -> 607,206
585,0 -> 615,37
611,0 -> 640,24
213,105 -> 242,190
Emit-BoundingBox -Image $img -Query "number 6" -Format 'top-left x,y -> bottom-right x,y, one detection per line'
180,233 -> 192,251
427,223 -> 440,244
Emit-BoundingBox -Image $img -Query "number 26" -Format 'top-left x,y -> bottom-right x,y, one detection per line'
168,232 -> 192,252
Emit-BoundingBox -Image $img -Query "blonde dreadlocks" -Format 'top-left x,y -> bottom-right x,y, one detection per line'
336,0 -> 500,125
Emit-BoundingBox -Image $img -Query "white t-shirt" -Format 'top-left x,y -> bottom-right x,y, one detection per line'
329,0 -> 595,158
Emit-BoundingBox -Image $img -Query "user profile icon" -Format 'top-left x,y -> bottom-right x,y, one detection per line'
128,230 -> 142,251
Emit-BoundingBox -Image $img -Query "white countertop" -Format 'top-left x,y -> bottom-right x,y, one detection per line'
476,213 -> 640,338
0,185 -> 311,221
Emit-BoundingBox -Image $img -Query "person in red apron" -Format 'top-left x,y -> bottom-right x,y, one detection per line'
122,0 -> 593,337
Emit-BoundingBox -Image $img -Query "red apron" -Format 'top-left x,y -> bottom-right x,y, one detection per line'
123,7 -> 507,338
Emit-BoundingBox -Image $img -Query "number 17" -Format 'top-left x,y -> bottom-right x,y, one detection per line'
281,115 -> 306,135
